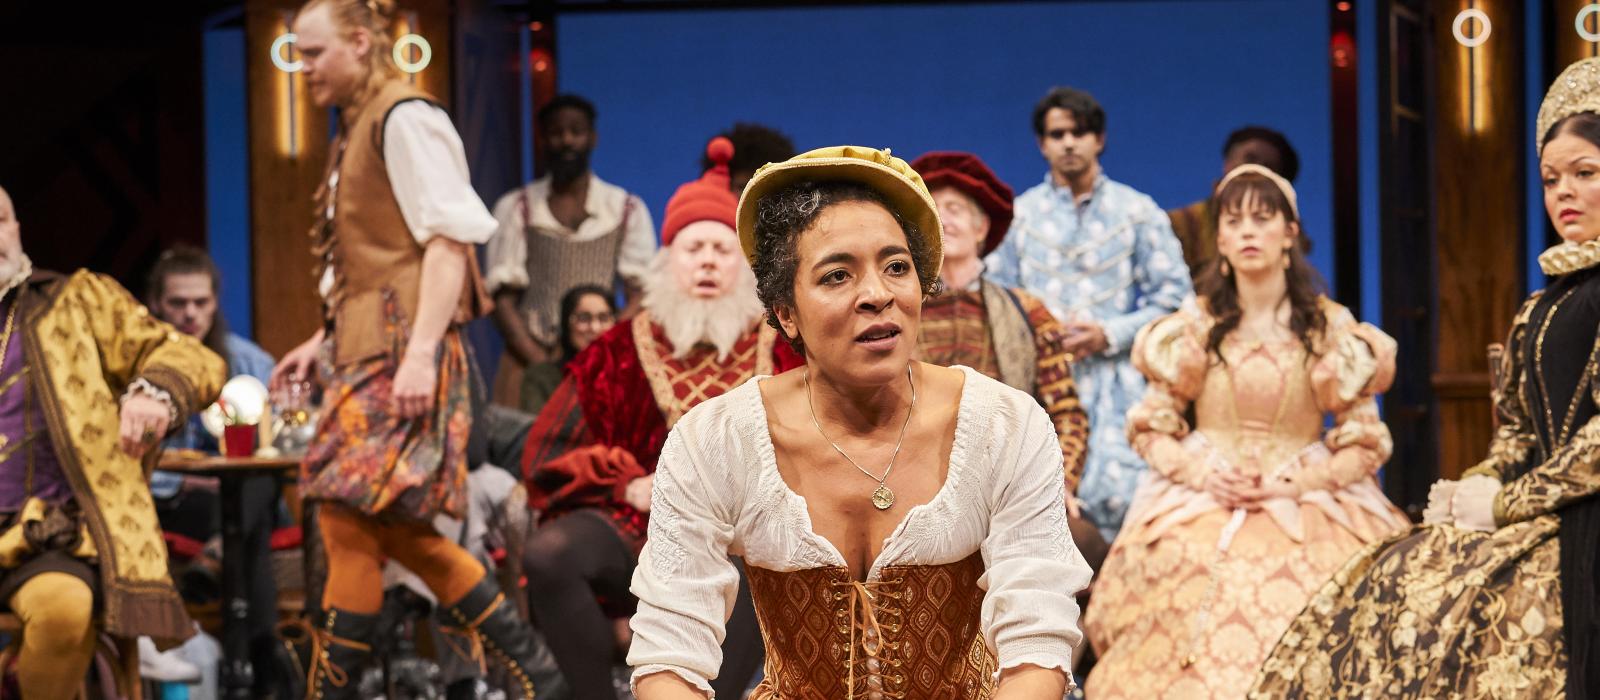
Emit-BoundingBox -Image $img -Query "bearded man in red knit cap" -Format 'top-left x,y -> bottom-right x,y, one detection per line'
910,151 -> 1103,562
517,137 -> 801,699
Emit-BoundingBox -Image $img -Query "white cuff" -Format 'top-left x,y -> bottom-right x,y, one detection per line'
1451,475 -> 1501,532
121,377 -> 178,422
630,665 -> 715,698
1422,479 -> 1459,525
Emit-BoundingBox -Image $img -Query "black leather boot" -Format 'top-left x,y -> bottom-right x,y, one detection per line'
306,608 -> 377,700
442,575 -> 570,700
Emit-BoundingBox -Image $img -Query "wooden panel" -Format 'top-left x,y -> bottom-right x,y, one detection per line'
246,0 -> 453,357
1555,0 -> 1600,71
1430,0 -> 1524,479
246,0 -> 331,358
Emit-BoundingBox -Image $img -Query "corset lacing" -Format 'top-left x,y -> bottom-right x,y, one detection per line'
832,576 -> 907,700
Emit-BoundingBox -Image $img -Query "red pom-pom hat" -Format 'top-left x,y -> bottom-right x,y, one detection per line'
660,136 -> 738,247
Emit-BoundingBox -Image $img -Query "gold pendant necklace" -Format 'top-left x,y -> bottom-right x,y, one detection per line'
803,366 -> 917,510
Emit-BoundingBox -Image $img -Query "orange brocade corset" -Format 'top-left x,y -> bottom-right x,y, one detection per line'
746,553 -> 997,700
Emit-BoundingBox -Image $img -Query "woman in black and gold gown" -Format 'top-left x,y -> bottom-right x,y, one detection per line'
1251,56 -> 1600,699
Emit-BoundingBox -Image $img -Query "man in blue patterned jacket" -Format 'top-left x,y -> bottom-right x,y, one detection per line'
986,86 -> 1194,542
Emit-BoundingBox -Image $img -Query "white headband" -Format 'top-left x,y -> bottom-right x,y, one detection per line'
1217,163 -> 1298,220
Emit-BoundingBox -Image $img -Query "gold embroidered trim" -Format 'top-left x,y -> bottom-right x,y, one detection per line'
0,365 -> 30,397
633,312 -> 774,429
1531,287 -> 1579,457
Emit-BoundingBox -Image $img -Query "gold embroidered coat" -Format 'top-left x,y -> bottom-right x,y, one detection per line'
1252,246 -> 1600,698
20,269 -> 225,642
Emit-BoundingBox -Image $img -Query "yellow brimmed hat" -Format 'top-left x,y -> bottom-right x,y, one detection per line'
736,145 -> 943,274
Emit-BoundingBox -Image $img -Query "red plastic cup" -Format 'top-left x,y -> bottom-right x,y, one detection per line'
223,424 -> 257,457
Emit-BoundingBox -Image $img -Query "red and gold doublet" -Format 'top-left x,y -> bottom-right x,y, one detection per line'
522,311 -> 804,552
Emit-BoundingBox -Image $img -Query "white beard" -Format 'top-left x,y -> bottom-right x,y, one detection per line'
0,253 -> 33,297
640,250 -> 765,361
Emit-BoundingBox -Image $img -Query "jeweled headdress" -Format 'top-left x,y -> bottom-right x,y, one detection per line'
1536,56 -> 1600,153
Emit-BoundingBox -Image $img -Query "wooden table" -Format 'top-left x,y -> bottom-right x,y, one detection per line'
159,454 -> 299,700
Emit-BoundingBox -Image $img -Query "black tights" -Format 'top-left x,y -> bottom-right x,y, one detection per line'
523,510 -> 764,699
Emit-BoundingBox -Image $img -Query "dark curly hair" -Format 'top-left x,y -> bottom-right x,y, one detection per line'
1194,171 -> 1326,361
751,181 -> 943,354
1222,126 -> 1300,182
703,123 -> 796,186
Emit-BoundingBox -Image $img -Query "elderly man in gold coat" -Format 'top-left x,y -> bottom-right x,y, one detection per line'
0,185 -> 225,698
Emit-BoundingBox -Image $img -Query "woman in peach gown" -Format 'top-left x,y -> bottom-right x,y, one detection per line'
1082,165 -> 1409,699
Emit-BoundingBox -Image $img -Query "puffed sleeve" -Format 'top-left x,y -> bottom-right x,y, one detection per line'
979,397 -> 1090,682
381,101 -> 498,246
484,187 -> 530,294
1299,302 -> 1397,493
1126,304 -> 1210,488
614,194 -> 658,291
626,427 -> 739,697
1462,294 -> 1541,482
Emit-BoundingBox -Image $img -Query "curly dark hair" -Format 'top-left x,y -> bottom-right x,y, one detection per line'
1194,172 -> 1326,361
703,123 -> 796,184
1222,126 -> 1300,182
751,181 -> 943,355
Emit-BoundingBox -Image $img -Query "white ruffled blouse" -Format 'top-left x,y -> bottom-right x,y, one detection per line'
626,366 -> 1093,695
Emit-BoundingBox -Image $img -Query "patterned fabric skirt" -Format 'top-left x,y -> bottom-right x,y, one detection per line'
1085,504 -> 1383,699
1249,519 -> 1567,699
301,331 -> 472,522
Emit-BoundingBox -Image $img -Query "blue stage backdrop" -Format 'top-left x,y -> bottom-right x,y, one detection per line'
204,26 -> 254,341
558,0 -> 1336,289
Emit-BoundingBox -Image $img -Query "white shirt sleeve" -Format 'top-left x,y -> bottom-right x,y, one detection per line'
484,188 -> 530,293
979,400 -> 1090,681
626,428 -> 739,696
615,193 -> 658,290
382,101 -> 498,246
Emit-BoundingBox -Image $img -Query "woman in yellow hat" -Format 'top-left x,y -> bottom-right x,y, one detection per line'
625,146 -> 1091,699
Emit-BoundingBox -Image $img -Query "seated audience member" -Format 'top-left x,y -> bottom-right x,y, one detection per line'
521,285 -> 616,415
144,245 -> 283,688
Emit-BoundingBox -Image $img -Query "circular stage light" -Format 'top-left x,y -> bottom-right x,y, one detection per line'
271,33 -> 303,73
1578,5 -> 1600,43
394,34 -> 432,74
1452,9 -> 1490,48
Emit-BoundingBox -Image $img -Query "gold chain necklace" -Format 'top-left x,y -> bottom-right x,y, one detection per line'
803,366 -> 917,510
0,291 -> 19,377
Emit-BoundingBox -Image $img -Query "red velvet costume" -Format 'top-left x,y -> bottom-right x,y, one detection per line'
522,312 -> 804,554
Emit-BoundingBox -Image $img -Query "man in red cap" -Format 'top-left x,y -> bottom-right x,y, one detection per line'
911,151 -> 1093,523
516,137 -> 801,699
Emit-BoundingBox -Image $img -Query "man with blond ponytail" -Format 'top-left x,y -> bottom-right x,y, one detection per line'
268,1 -> 560,697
